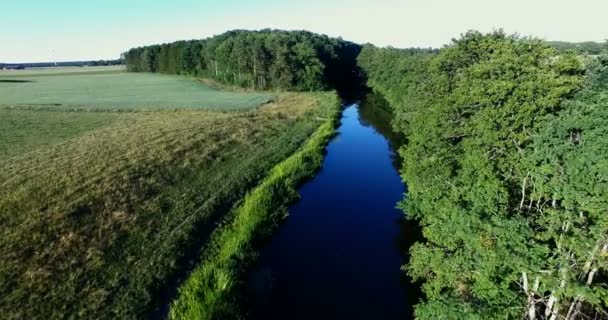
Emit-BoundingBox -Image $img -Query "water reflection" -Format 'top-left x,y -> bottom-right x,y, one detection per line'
358,93 -> 406,171
359,93 -> 423,317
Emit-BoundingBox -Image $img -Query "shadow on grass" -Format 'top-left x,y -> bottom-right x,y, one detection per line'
0,79 -> 35,83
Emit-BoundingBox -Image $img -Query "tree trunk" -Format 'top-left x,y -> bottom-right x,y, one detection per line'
520,174 -> 529,210
565,239 -> 607,320
253,57 -> 257,90
522,272 -> 540,320
547,276 -> 566,320
546,222 -> 571,320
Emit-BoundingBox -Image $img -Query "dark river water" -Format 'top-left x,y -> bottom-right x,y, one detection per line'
246,96 -> 420,319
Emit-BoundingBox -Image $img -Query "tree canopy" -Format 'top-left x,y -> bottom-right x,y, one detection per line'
124,30 -> 362,92
548,41 -> 607,55
359,31 -> 608,320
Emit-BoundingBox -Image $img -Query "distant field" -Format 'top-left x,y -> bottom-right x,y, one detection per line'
0,90 -> 338,319
0,67 -> 272,111
0,65 -> 126,77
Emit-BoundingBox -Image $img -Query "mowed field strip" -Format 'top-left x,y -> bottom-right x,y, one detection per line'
0,66 -> 272,111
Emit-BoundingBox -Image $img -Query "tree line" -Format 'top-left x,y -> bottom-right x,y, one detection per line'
549,41 -> 607,55
0,59 -> 123,70
124,30 -> 362,92
358,31 -> 608,320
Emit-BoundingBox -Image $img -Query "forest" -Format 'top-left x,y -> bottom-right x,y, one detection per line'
358,32 -> 608,319
124,29 -> 362,93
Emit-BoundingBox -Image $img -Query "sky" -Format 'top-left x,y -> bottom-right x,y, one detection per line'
1,0 -> 606,62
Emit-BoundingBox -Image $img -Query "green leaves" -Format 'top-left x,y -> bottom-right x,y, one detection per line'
360,32 -> 607,319
124,30 -> 360,92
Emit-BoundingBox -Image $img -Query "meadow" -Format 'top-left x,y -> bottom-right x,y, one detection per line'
0,66 -> 339,319
0,67 -> 272,111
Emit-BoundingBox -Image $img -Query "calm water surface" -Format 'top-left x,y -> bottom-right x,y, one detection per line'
247,98 -> 420,319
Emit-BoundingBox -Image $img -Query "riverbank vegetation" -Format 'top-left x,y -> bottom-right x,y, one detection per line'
0,65 -> 338,319
168,95 -> 339,319
359,31 -> 608,319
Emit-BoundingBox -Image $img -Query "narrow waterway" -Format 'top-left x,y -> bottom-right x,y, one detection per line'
246,97 -> 420,319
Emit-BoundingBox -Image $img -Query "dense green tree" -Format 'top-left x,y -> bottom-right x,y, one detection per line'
359,31 -> 607,319
520,57 -> 608,319
124,30 -> 361,91
180,41 -> 198,75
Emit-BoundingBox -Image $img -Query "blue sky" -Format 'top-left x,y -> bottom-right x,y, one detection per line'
1,0 -> 607,62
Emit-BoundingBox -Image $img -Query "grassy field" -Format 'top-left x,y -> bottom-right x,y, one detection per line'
0,67 -> 272,111
0,67 -> 339,319
0,109 -> 118,158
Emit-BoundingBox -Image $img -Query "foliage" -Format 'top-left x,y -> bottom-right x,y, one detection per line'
0,92 -> 337,319
359,31 -> 608,319
548,41 -> 607,55
0,67 -> 271,111
124,30 -> 362,92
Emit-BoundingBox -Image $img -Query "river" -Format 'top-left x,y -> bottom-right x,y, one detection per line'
245,95 -> 420,319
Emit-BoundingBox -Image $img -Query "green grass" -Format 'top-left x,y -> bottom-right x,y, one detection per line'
0,109 -> 117,158
168,95 -> 340,320
0,92 -> 338,319
0,68 -> 272,111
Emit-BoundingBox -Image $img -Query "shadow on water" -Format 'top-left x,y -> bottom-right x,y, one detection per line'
358,93 -> 406,171
358,93 -> 424,317
244,92 -> 423,319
